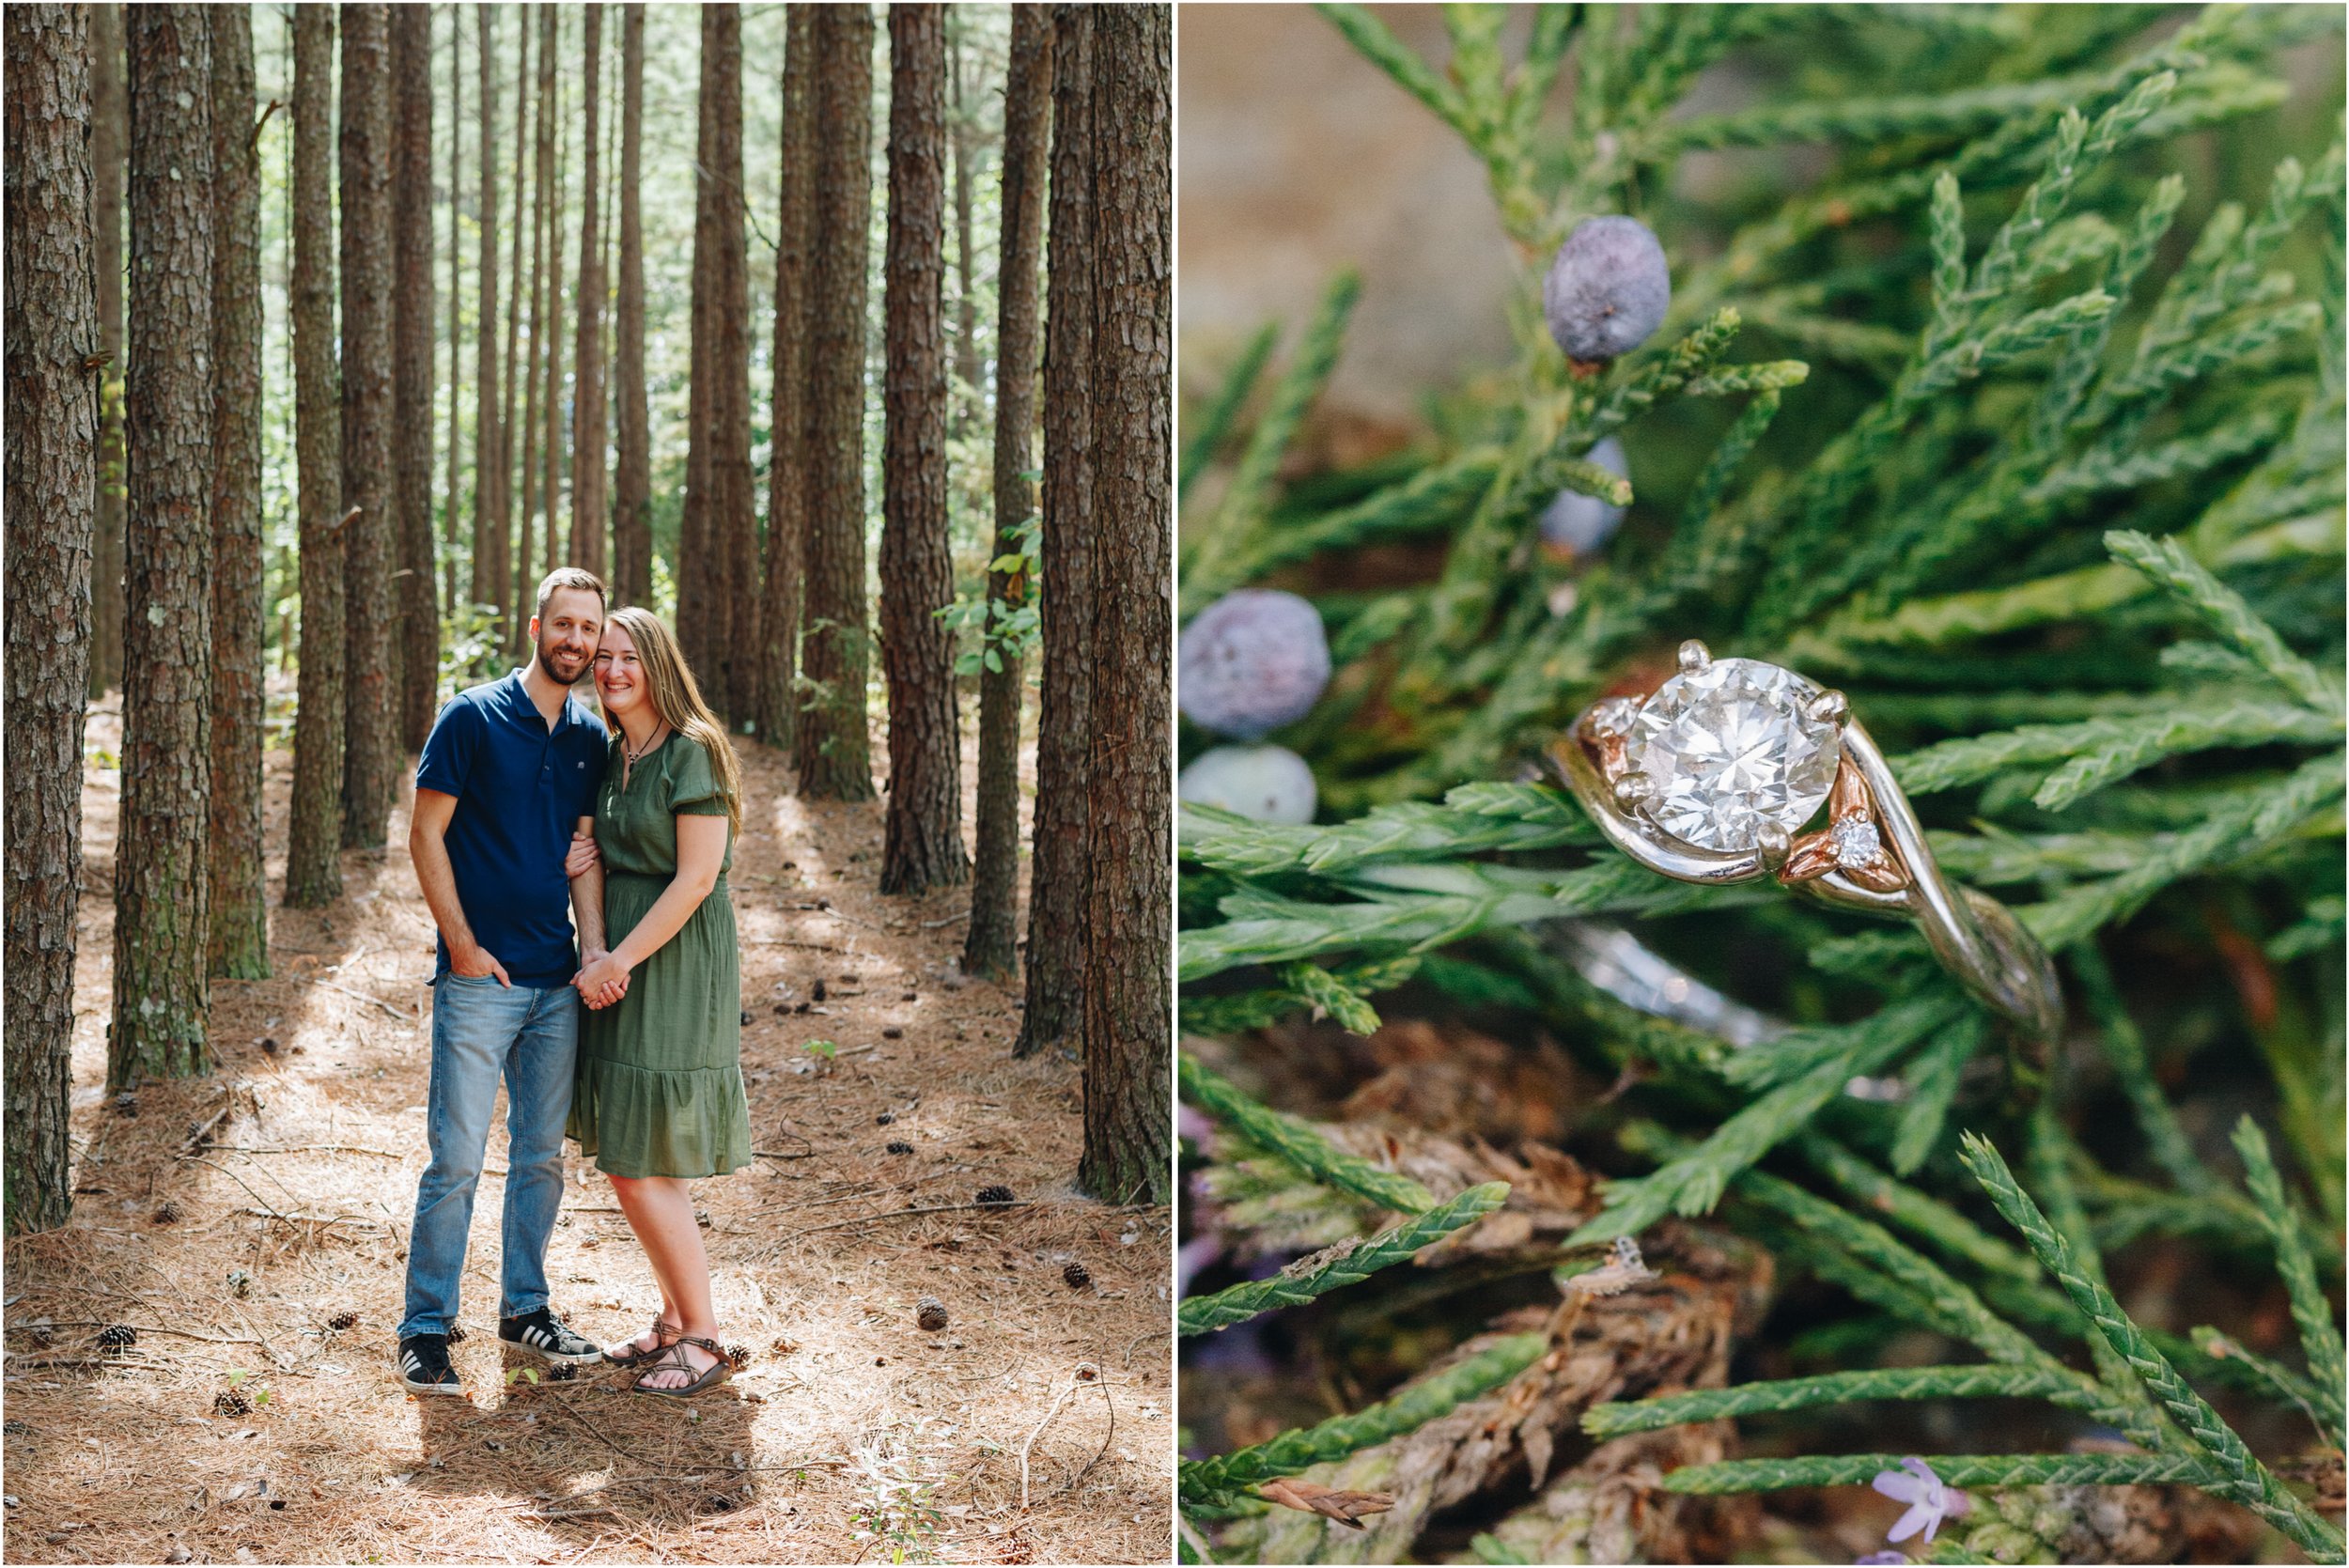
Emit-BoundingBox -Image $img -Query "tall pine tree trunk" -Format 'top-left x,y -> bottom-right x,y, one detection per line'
711,6 -> 755,718
683,5 -> 748,703
1076,4 -> 1172,1204
948,14 -> 982,441
879,5 -> 967,895
208,2 -> 268,981
5,0 -> 98,1232
795,2 -> 876,801
471,8 -> 501,615
570,4 -> 608,581
284,3 -> 345,908
114,2 -> 216,1089
88,2 -> 126,702
538,8 -> 565,577
964,7 -> 1050,981
338,1 -> 397,849
613,3 -> 650,608
392,3 -> 437,751
498,9 -> 529,629
756,3 -> 814,753
1014,5 -> 1094,1057
443,4 -> 461,619
515,8 -> 549,642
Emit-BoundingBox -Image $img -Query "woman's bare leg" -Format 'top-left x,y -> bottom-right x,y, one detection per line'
607,1173 -> 721,1387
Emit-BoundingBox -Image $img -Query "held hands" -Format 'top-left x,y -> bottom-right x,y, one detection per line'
575,948 -> 630,1011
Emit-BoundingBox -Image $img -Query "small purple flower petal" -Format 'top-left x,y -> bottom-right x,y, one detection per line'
1887,1501 -> 1934,1544
1856,1554 -> 1909,1566
1871,1468 -> 1926,1505
1871,1457 -> 1957,1545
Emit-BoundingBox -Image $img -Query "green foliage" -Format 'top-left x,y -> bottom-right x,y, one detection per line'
1179,1183 -> 1509,1336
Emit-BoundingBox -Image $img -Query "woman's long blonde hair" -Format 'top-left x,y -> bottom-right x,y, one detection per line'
600,605 -> 742,831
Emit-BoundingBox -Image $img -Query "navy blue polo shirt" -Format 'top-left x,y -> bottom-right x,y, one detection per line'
414,669 -> 608,986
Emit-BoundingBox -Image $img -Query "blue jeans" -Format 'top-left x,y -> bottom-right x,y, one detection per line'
398,975 -> 579,1341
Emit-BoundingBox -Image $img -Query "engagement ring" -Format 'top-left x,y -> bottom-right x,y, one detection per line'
1551,640 -> 2062,1043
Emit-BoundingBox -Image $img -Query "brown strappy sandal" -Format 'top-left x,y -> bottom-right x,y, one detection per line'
630,1334 -> 732,1398
602,1315 -> 679,1369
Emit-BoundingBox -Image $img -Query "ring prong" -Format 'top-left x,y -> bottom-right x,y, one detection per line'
1612,771 -> 1656,811
1755,821 -> 1792,872
1676,640 -> 1711,675
1806,689 -> 1848,724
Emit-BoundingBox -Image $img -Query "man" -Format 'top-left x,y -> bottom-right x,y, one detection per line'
395,567 -> 616,1396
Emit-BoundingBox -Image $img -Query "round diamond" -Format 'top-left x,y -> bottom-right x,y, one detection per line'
1625,657 -> 1840,851
1830,815 -> 1882,866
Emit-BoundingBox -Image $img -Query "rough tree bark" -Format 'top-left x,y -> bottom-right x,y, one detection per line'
471,8 -> 500,613
1076,3 -> 1173,1203
879,5 -> 968,895
756,2 -> 814,752
284,2 -> 345,908
5,1 -> 97,1233
613,3 -> 650,608
208,1 -> 268,981
392,3 -> 437,751
514,7 -> 548,644
1014,5 -> 1093,1057
795,3 -> 877,800
88,1 -> 126,702
338,1 -> 397,850
114,2 -> 215,1089
948,12 -> 983,441
569,4 -> 607,581
443,3 -> 461,617
712,5 -> 756,720
964,7 -> 1050,982
537,8 -> 565,577
498,8 -> 528,629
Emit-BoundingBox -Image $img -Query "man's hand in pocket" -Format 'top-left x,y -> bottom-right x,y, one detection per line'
451,942 -> 512,987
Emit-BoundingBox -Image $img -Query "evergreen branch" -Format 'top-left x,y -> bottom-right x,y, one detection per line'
2024,408 -> 2289,507
1181,955 -> 1424,1039
2229,1117 -> 2348,1444
1720,989 -> 1965,1091
1180,1333 -> 1547,1501
1584,306 -> 1744,439
1181,322 -> 1280,500
2100,298 -> 2326,410
1277,959 -> 1386,1035
1574,993 -> 1963,1241
1176,1183 -> 1511,1336
1661,1452 -> 2232,1494
2104,528 -> 2339,711
1890,1012 -> 1987,1174
2068,942 -> 2217,1195
1178,1054 -> 1439,1214
1584,1363 -> 2081,1438
2191,1327 -> 2334,1438
1182,784 -> 1591,877
1793,1135 -> 2042,1283
1548,456 -> 1634,509
1890,700 -> 2341,800
1315,5 -> 1475,140
1956,1133 -> 2346,1559
1655,72 -> 2120,155
1679,360 -> 1809,396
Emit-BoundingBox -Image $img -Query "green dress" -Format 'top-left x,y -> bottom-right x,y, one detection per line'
568,733 -> 752,1179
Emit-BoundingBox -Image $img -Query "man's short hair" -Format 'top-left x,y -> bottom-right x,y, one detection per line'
534,567 -> 608,625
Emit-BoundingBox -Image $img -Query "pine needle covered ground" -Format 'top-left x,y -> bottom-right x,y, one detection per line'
4,692 -> 1171,1566
1176,6 -> 2342,1563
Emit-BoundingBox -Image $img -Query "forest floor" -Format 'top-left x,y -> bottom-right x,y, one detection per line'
3,682 -> 1172,1566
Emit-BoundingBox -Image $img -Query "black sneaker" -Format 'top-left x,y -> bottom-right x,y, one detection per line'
499,1307 -> 601,1363
396,1333 -> 462,1397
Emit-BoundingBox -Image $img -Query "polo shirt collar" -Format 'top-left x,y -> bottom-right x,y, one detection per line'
504,666 -> 590,736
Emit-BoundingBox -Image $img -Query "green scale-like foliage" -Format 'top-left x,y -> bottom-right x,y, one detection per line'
1179,4 -> 2341,1561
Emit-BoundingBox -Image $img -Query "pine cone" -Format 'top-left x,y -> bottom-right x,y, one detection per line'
723,1343 -> 753,1372
976,1185 -> 1015,1207
226,1270 -> 253,1299
213,1389 -> 250,1418
1063,1261 -> 1091,1290
915,1296 -> 949,1331
112,1093 -> 139,1117
445,1325 -> 468,1344
876,1110 -> 895,1125
95,1324 -> 138,1353
886,1141 -> 913,1155
546,1360 -> 578,1381
151,1201 -> 181,1224
325,1310 -> 359,1332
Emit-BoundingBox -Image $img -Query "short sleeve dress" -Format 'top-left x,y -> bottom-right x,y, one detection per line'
568,733 -> 752,1179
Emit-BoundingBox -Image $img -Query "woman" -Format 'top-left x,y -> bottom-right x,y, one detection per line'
568,606 -> 751,1396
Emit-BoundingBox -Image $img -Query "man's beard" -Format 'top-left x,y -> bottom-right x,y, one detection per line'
537,640 -> 590,685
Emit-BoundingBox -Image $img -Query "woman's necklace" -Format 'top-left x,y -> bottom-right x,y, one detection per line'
624,720 -> 667,766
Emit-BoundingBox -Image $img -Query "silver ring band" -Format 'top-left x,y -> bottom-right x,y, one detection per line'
1554,641 -> 2062,1044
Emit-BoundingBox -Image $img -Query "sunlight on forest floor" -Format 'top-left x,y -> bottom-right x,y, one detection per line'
3,685 -> 1171,1566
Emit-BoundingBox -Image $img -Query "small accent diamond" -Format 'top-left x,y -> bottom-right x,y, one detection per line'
1831,816 -> 1883,866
